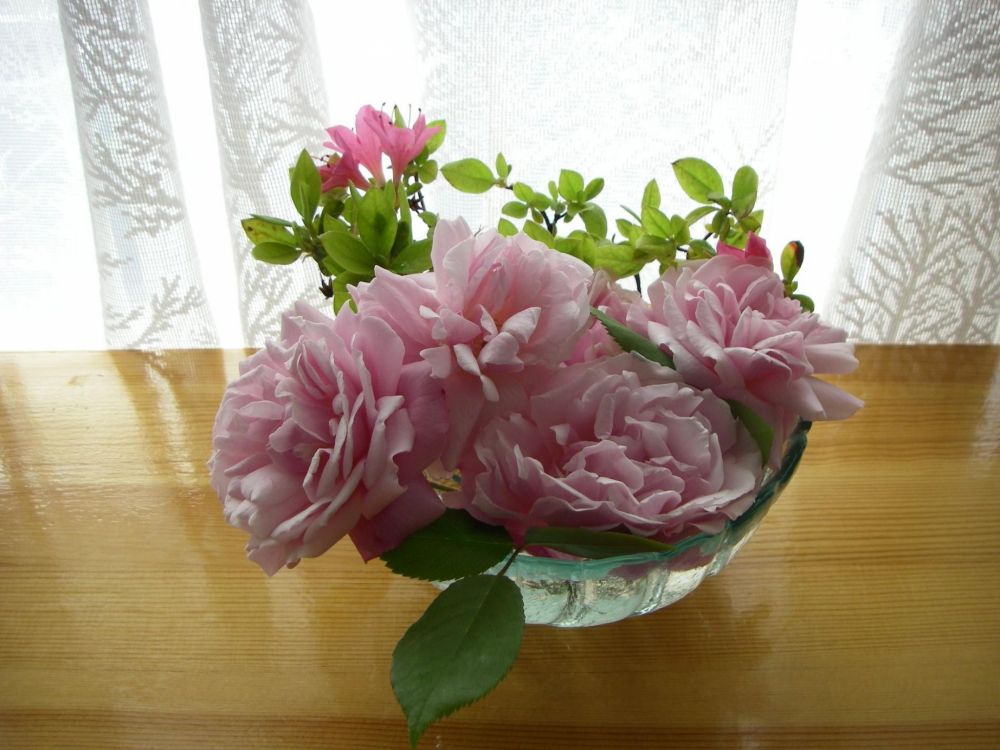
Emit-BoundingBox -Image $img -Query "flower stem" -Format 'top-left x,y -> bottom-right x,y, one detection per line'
497,546 -> 523,577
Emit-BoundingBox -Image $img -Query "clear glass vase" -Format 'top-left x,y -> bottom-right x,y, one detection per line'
484,421 -> 811,627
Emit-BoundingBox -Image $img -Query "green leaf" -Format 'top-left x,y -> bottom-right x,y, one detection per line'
641,179 -> 660,210
419,211 -> 438,229
501,201 -> 528,219
791,293 -> 815,312
684,205 -> 715,226
389,239 -> 432,275
641,205 -> 672,239
290,149 -> 321,222
522,221 -> 554,247
584,177 -> 605,201
424,120 -> 446,155
727,400 -> 774,465
672,157 -> 724,203
557,169 -> 584,201
731,165 -> 759,215
250,213 -> 294,227
251,241 -> 300,265
512,182 -> 534,202
441,158 -> 495,193
497,218 -> 518,236
331,272 -> 366,312
418,160 -> 438,184
391,575 -> 525,747
495,152 -> 510,180
241,217 -> 297,246
781,241 -> 804,281
615,218 -> 640,242
319,230 -> 374,275
580,204 -> 607,238
591,307 -> 674,368
357,187 -> 398,263
524,527 -> 674,558
381,509 -> 514,581
686,238 -> 716,259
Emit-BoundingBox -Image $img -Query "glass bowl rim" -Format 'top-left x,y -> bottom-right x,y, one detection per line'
503,420 -> 812,576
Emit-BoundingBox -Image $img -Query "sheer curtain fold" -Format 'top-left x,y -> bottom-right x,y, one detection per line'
2,0 -> 999,350
199,0 -> 328,346
829,0 -> 1000,344
57,0 -> 217,348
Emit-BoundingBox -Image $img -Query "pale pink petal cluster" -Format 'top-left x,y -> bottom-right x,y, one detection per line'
627,253 -> 862,463
353,218 -> 594,467
320,105 -> 440,190
209,302 -> 446,574
449,355 -> 763,544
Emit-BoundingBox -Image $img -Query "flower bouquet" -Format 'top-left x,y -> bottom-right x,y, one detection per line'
209,105 -> 862,745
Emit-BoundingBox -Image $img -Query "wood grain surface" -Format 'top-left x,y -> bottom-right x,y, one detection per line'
1,345 -> 998,749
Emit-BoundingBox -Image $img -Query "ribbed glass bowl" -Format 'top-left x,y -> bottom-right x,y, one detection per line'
479,421 -> 811,627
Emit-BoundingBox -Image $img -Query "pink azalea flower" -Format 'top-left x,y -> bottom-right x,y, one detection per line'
372,112 -> 440,183
716,232 -> 773,268
318,150 -> 366,192
208,302 -> 446,574
628,254 -> 862,464
447,354 -> 764,545
324,105 -> 389,186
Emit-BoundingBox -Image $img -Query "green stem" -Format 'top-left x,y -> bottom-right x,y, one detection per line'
497,546 -> 523,577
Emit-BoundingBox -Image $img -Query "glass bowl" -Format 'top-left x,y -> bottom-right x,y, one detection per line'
485,421 -> 811,627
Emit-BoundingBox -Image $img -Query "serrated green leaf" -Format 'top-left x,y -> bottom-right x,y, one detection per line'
391,575 -> 524,747
731,165 -> 758,215
441,158 -> 495,193
524,527 -> 675,558
290,149 -> 321,222
580,204 -> 607,238
501,201 -> 528,219
357,186 -> 397,263
319,230 -> 373,275
389,239 -> 432,275
672,157 -> 724,203
251,241 -> 300,265
584,177 -> 605,201
522,221 -> 554,247
497,218 -> 518,236
591,307 -> 674,368
727,400 -> 774,466
557,169 -> 584,201
241,217 -> 297,246
381,509 -> 514,581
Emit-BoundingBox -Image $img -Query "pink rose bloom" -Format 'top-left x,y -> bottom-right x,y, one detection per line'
208,302 -> 446,574
628,254 -> 862,463
448,354 -> 763,545
566,271 -> 642,364
716,232 -> 773,267
352,218 -> 594,468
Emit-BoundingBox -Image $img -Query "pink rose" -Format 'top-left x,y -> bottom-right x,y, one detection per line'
566,271 -> 642,364
208,302 -> 446,574
628,254 -> 862,463
352,218 -> 594,468
716,232 -> 773,267
448,354 -> 764,545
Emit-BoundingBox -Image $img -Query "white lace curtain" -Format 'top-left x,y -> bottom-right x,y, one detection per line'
2,0 -> 998,350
